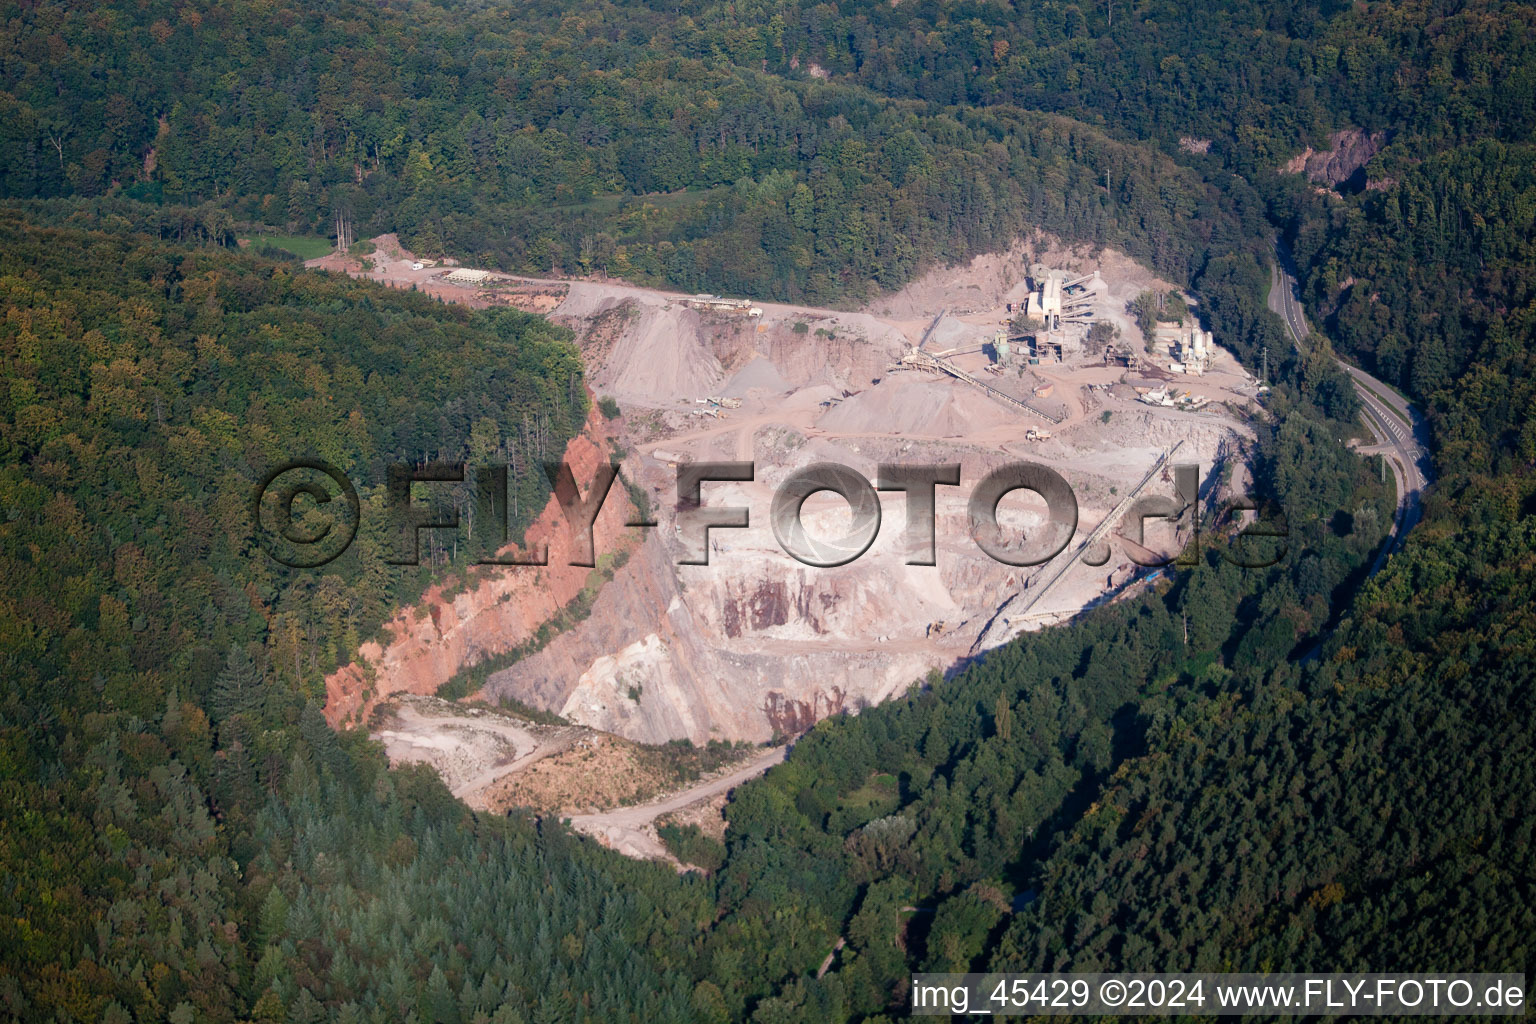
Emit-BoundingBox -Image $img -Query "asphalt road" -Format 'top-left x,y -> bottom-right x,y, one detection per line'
1268,241 -> 1432,572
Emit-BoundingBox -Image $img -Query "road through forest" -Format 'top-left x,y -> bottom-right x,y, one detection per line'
1269,241 -> 1432,574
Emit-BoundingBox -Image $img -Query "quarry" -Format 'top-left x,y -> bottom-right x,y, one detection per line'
318,233 -> 1265,853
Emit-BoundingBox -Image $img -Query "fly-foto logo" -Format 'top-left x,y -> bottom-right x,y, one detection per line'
252,458 -> 1287,570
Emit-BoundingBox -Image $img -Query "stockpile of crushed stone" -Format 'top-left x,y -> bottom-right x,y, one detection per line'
816,375 -> 1017,438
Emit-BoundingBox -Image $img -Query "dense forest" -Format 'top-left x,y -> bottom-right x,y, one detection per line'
2,0 -> 1534,1020
0,0 -> 1264,303
0,221 -> 682,1022
5,0 -> 1531,306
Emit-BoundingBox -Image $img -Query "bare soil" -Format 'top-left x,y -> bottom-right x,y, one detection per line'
324,230 -> 1264,860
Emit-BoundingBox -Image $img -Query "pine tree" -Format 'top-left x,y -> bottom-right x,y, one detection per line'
258,886 -> 291,949
994,693 -> 1013,742
287,988 -> 326,1024
211,647 -> 263,723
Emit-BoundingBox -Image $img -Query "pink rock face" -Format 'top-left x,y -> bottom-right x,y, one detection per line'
323,404 -> 637,729
763,688 -> 848,737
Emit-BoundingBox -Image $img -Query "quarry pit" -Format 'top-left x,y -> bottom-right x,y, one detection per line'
322,234 -> 1263,839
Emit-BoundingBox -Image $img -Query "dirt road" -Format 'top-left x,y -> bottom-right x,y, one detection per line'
453,730 -> 580,803
330,231 -> 1254,759
565,745 -> 788,863
375,697 -> 581,807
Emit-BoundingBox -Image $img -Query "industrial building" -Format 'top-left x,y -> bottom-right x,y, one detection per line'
1154,323 -> 1215,374
1178,328 -> 1214,373
991,330 -> 1012,365
1024,266 -> 1106,331
684,295 -> 763,317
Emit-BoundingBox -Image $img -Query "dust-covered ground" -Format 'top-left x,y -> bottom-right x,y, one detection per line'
372,695 -> 580,804
317,234 -> 1262,749
375,694 -> 762,813
374,694 -> 774,868
479,243 -> 1260,745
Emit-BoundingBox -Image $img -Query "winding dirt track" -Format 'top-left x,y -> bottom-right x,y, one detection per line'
564,745 -> 788,863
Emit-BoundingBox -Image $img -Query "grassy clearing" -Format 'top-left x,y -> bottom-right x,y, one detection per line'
251,234 -> 333,259
826,772 -> 902,832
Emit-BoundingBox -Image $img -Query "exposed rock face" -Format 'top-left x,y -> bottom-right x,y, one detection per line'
493,505 -> 965,744
322,404 -> 637,729
325,243 -> 1255,749
764,689 -> 847,736
1281,129 -> 1388,190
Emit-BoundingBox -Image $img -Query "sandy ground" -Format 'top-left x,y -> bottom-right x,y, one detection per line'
322,230 -> 1263,857
565,745 -> 788,864
601,318 -> 1255,635
322,229 -> 1261,664
308,234 -> 569,311
376,694 -> 783,868
374,696 -> 581,805
657,791 -> 731,842
376,694 -> 772,860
